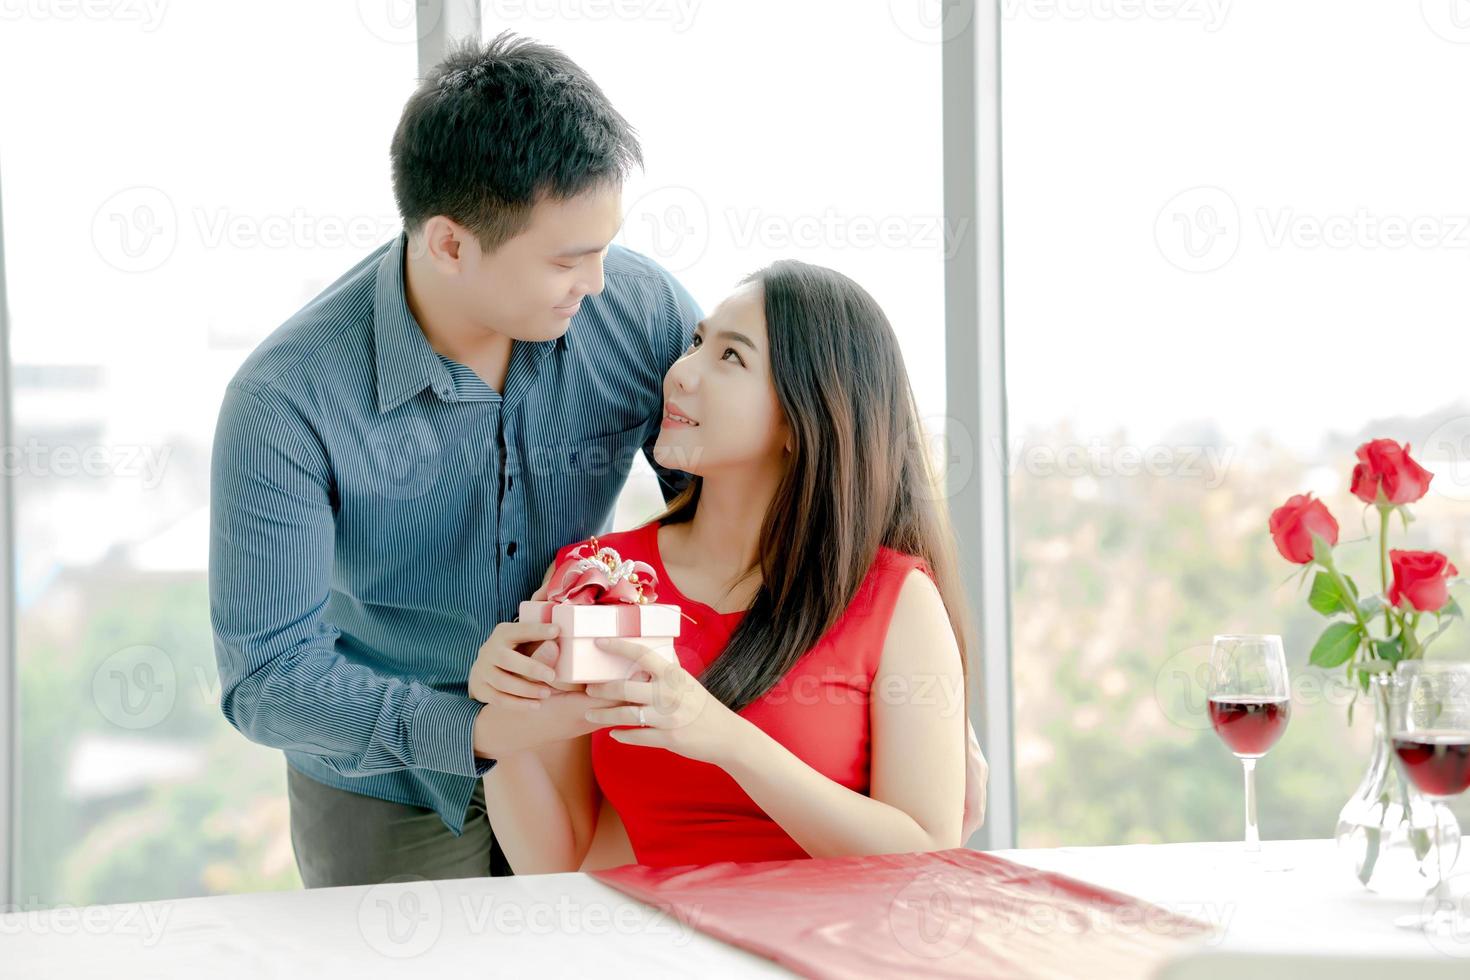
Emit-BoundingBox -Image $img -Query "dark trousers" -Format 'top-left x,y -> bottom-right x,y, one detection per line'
287,762 -> 514,887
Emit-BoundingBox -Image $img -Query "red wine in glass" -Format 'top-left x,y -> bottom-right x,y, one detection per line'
1393,732 -> 1470,799
1208,634 -> 1292,869
1389,662 -> 1470,933
1209,696 -> 1291,757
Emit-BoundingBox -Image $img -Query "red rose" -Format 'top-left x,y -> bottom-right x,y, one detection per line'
1387,549 -> 1459,613
1268,493 -> 1340,565
1350,439 -> 1433,505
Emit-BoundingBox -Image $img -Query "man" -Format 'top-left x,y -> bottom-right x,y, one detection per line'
209,33 -> 698,886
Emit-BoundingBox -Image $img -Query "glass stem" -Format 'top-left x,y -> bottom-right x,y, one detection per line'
1431,804 -> 1450,915
1242,758 -> 1260,852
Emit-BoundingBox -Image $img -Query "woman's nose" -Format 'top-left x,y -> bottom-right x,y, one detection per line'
666,354 -> 699,393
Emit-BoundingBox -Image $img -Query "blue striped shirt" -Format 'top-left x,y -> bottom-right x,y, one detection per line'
209,231 -> 699,836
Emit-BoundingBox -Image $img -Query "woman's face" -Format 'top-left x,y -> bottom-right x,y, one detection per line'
654,281 -> 790,477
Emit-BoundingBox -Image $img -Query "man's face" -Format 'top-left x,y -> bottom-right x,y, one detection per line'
455,183 -> 623,342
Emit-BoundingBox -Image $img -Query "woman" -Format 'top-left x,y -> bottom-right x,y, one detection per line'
483,260 -> 980,871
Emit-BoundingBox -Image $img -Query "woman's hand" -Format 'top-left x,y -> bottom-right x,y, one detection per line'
581,637 -> 751,767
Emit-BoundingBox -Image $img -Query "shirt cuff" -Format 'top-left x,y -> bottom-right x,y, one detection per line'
410,689 -> 496,776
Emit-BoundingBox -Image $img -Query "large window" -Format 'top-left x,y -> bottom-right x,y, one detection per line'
478,2 -> 948,524
0,2 -> 947,904
1,4 -> 417,904
11,1 -> 1457,906
1002,3 -> 1470,846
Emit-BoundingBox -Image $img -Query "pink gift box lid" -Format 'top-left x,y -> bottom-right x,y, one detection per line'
519,599 -> 681,638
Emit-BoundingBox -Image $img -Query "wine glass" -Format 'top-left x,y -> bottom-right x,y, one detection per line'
1390,660 -> 1470,933
1208,634 -> 1293,871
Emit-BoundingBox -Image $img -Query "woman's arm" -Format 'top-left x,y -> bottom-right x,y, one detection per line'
719,569 -> 968,857
483,734 -> 602,874
578,795 -> 636,871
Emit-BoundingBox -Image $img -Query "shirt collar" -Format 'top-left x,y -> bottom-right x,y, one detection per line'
374,232 -> 454,414
374,231 -> 572,414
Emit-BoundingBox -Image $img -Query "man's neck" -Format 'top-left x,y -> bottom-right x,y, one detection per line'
403,244 -> 514,391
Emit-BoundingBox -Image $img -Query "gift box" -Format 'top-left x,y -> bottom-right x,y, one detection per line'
518,538 -> 682,684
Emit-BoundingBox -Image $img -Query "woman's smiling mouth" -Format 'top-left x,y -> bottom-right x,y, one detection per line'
662,401 -> 700,428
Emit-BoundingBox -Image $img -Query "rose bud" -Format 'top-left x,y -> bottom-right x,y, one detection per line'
1387,549 -> 1459,613
1269,493 -> 1340,565
1349,438 -> 1433,506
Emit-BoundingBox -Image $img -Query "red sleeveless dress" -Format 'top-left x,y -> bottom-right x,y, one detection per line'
549,521 -> 933,868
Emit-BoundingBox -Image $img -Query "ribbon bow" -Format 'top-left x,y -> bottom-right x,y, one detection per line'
547,537 -> 660,605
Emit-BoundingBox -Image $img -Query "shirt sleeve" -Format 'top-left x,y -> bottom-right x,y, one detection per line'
642,268 -> 702,504
208,381 -> 492,778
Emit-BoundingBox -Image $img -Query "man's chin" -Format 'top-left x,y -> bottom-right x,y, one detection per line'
497,318 -> 572,344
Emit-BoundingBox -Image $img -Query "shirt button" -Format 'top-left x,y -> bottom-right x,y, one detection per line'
506,541 -> 517,557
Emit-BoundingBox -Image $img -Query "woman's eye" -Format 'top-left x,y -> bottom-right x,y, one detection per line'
722,348 -> 744,365
689,334 -> 703,349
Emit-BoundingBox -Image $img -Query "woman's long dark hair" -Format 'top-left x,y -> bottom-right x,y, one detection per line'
653,260 -> 973,713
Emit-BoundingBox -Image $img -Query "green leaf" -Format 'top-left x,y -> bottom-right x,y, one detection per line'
1443,596 -> 1464,621
1359,825 -> 1381,885
1372,636 -> 1404,663
1308,572 -> 1358,616
1310,621 -> 1363,668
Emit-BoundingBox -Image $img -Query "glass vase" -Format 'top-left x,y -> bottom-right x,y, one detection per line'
1334,670 -> 1462,897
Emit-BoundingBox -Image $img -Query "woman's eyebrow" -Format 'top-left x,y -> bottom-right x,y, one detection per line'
713,329 -> 757,350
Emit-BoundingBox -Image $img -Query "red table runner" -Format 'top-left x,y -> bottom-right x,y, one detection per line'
592,847 -> 1212,979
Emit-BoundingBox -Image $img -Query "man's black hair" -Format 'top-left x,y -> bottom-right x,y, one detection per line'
390,32 -> 642,251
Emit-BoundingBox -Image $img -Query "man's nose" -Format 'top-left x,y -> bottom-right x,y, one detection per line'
580,255 -> 606,298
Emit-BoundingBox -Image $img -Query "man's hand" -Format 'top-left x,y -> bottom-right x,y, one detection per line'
469,620 -> 566,709
473,688 -> 619,760
961,719 -> 988,842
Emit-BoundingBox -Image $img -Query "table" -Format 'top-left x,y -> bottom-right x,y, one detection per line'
992,838 -> 1470,976
4,839 -> 1467,978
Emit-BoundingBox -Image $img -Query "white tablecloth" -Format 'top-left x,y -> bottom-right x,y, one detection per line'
992,838 -> 1470,977
4,839 -> 1468,978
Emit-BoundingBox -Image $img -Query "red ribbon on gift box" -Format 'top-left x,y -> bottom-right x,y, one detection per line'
547,536 -> 661,606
